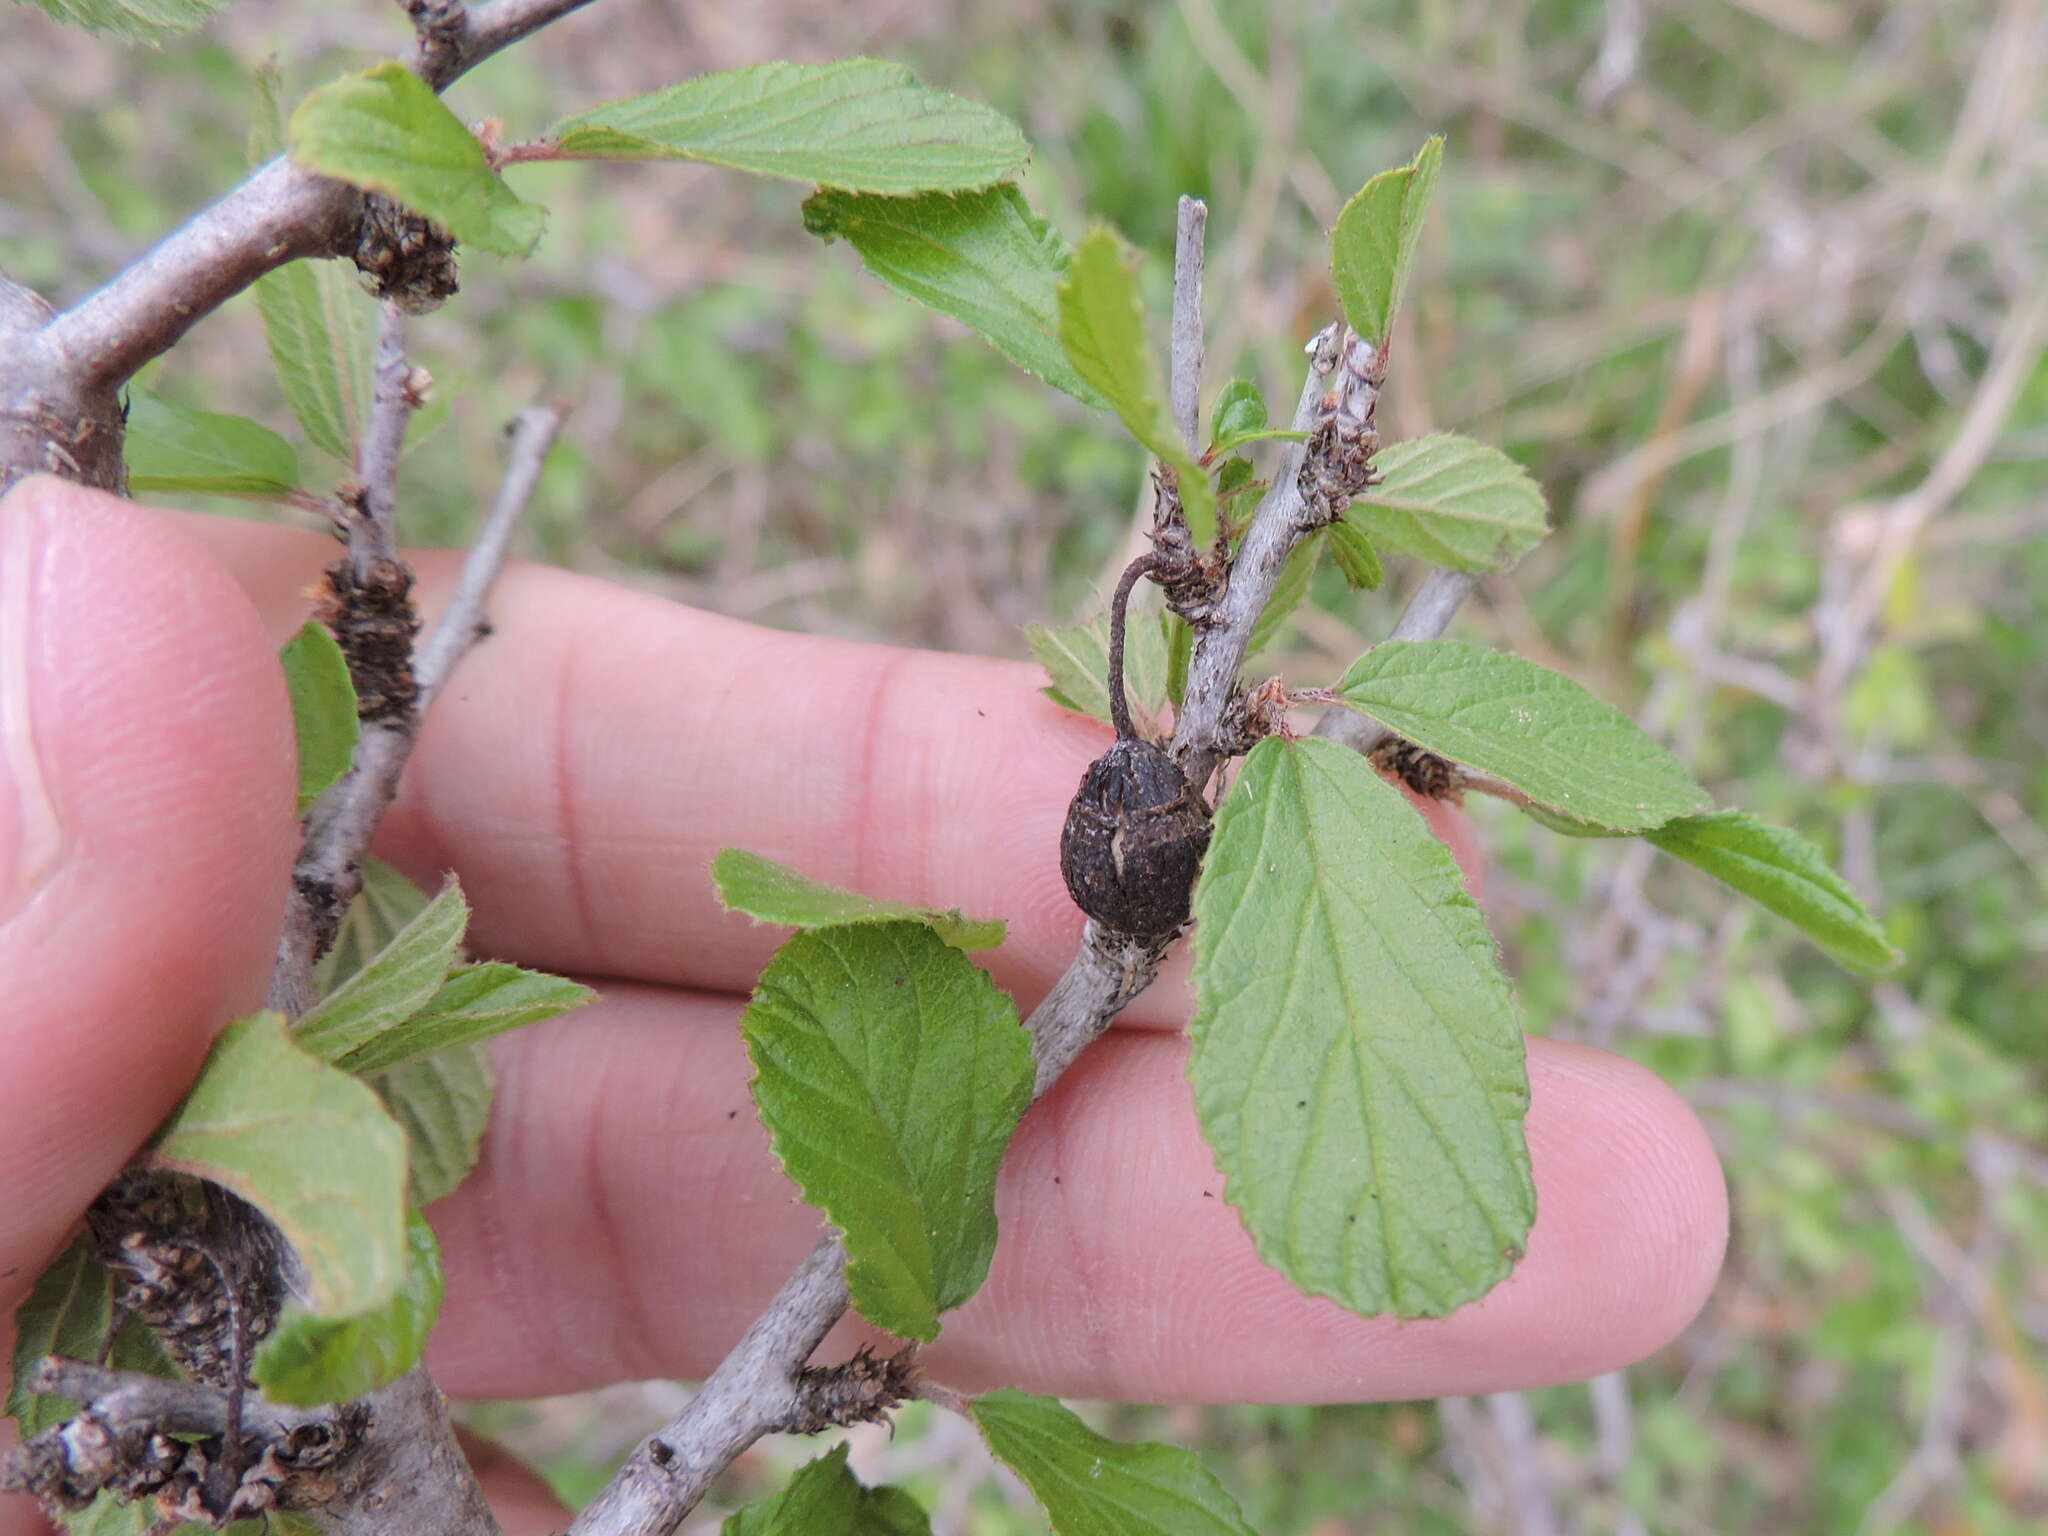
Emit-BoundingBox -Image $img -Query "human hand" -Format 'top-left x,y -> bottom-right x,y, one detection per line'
1,475 -> 1726,1533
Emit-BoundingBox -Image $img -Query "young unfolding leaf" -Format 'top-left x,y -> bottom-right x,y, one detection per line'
552,59 -> 1029,195
803,185 -> 1097,405
372,1042 -> 494,1208
1647,810 -> 1899,975
1331,136 -> 1443,348
1208,379 -> 1305,452
742,922 -> 1033,1341
968,1390 -> 1256,1536
1349,433 -> 1547,573
149,1013 -> 410,1317
21,0 -> 224,43
290,63 -> 546,257
279,622 -> 357,815
252,1212 -> 443,1405
1189,736 -> 1535,1318
722,1444 -> 931,1535
1027,602 -> 1171,735
713,849 -> 1006,951
123,390 -> 298,498
313,855 -> 429,993
1328,516 -> 1385,589
6,1241 -> 174,1438
1057,229 -> 1215,540
1335,640 -> 1711,831
332,962 -> 595,1076
295,877 -> 469,1064
1207,376 -> 1267,453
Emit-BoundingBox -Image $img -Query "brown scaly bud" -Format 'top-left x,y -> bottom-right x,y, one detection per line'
1059,554 -> 1212,937
1372,736 -> 1464,802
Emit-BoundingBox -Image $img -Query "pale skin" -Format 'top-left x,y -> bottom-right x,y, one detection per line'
0,475 -> 1728,1533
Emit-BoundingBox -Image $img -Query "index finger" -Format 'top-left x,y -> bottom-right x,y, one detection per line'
174,513 -> 1478,1028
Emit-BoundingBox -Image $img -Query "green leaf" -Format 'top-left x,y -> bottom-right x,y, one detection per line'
1245,535 -> 1321,659
553,59 -> 1028,195
969,1390 -> 1256,1536
252,261 -> 372,463
1056,228 -> 1214,541
1209,377 -> 1265,449
296,878 -> 469,1064
249,61 -> 373,464
1647,810 -> 1900,975
7,1241 -> 174,1438
1349,433 -> 1548,573
723,1444 -> 932,1535
803,184 -> 1097,406
290,62 -> 546,257
1209,379 -> 1307,452
1331,136 -> 1443,347
372,1041 -> 494,1207
742,922 -> 1032,1341
21,0 -> 223,43
123,389 -> 298,498
713,849 -> 1005,951
1026,602 -> 1170,736
314,856 -> 431,994
333,962 -> 594,1076
1334,640 -> 1711,832
1188,736 -> 1535,1318
150,1013 -> 410,1317
252,1211 -> 443,1404
279,622 -> 358,814
1328,517 -> 1384,590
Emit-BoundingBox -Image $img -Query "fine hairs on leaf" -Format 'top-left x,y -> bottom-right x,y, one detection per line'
968,1390 -> 1258,1536
803,183 -> 1099,405
552,58 -> 1030,195
1188,736 -> 1535,1318
741,922 -> 1033,1341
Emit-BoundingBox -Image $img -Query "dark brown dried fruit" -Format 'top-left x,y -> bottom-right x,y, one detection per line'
1060,737 -> 1211,935
1058,552 -> 1214,935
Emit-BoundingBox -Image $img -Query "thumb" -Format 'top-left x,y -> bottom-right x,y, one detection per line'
0,477 -> 297,1312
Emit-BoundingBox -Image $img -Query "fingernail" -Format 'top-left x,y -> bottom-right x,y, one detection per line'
1,492 -> 64,921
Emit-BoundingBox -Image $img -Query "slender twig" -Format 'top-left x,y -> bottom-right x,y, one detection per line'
22,1358 -> 324,1444
415,405 -> 565,704
352,303 -> 417,582
1169,325 -> 1341,786
266,402 -> 566,1018
19,0 -> 600,398
1169,196 -> 1207,456
1313,568 -> 1478,755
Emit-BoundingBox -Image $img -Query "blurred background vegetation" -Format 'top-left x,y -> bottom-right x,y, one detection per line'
5,0 -> 2046,1529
